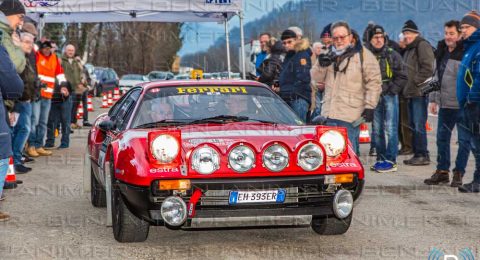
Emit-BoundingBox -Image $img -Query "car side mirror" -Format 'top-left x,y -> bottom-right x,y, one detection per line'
98,120 -> 115,132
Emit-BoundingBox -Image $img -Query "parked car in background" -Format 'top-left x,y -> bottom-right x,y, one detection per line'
93,67 -> 119,97
147,71 -> 174,81
231,73 -> 241,79
203,73 -> 213,80
119,74 -> 149,92
85,63 -> 98,88
211,72 -> 220,79
173,74 -> 190,80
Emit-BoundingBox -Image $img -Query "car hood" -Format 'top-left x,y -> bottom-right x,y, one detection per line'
122,123 -> 317,154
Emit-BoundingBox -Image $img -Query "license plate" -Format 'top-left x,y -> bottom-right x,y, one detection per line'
229,189 -> 286,205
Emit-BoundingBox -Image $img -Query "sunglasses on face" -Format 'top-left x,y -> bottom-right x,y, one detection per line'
332,34 -> 351,42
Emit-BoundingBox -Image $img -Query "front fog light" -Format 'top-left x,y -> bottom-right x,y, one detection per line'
333,190 -> 353,219
161,196 -> 187,226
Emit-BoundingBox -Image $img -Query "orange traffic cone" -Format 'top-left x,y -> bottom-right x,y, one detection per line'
426,121 -> 433,132
76,103 -> 84,120
101,93 -> 109,108
4,157 -> 18,189
359,123 -> 371,143
87,95 -> 94,112
113,87 -> 120,101
107,91 -> 113,106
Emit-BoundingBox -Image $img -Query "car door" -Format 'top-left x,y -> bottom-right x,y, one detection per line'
97,89 -> 142,186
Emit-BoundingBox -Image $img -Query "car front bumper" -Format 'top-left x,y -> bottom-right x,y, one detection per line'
116,174 -> 364,226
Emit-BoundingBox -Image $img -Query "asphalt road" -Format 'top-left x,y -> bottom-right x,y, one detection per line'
1,98 -> 479,260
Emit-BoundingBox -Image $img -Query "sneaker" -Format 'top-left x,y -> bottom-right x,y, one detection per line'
375,161 -> 398,173
458,182 -> 480,193
451,171 -> 464,188
83,121 -> 93,127
14,164 -> 32,174
0,212 -> 10,222
424,170 -> 449,185
369,147 -> 377,157
26,146 -> 39,157
22,155 -> 35,164
36,147 -> 52,156
0,194 -> 6,201
404,156 -> 430,166
370,161 -> 383,171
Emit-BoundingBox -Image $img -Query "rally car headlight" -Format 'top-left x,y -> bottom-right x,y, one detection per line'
161,196 -> 187,226
151,134 -> 179,163
320,130 -> 346,157
191,146 -> 220,174
297,143 -> 323,171
263,144 -> 289,172
229,145 -> 255,172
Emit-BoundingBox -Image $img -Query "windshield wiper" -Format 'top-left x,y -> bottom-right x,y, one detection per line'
189,115 -> 250,125
190,115 -> 278,125
134,120 -> 188,129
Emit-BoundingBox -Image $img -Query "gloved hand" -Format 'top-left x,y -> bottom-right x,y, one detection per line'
318,53 -> 334,67
361,108 -> 375,123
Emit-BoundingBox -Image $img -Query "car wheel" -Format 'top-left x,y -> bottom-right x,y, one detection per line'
91,168 -> 106,207
110,156 -> 149,242
311,213 -> 352,235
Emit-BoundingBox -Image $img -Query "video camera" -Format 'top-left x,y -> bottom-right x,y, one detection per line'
419,77 -> 441,95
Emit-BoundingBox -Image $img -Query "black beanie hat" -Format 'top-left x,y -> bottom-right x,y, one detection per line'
402,20 -> 419,33
281,29 -> 297,41
0,0 -> 26,16
461,10 -> 480,29
321,23 -> 332,38
368,25 -> 386,41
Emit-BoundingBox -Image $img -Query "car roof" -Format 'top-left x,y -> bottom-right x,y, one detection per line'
138,80 -> 267,90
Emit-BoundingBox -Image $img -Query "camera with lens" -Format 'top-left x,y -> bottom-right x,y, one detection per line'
318,51 -> 337,67
419,78 -> 441,95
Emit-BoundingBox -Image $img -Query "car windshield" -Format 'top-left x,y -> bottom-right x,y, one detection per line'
150,72 -> 166,80
132,85 -> 304,128
122,75 -> 144,80
94,69 -> 105,78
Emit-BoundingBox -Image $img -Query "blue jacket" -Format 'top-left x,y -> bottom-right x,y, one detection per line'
279,39 -> 312,103
457,29 -> 480,107
0,44 -> 24,160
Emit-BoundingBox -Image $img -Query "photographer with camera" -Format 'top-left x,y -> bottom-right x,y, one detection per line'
311,21 -> 382,154
366,25 -> 407,173
401,20 -> 435,166
424,20 -> 471,187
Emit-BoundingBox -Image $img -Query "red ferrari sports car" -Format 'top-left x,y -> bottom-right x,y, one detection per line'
87,80 -> 364,242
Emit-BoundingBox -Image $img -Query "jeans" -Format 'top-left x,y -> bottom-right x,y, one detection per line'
326,118 -> 360,155
12,102 -> 32,165
46,96 -> 73,148
373,95 -> 399,163
0,158 -> 9,198
287,97 -> 309,123
28,98 -> 51,148
408,97 -> 429,157
465,103 -> 480,183
310,91 -> 323,120
436,108 -> 471,175
71,92 -> 88,124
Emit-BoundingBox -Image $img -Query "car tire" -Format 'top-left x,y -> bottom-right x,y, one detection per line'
311,213 -> 352,235
110,156 -> 149,242
91,168 -> 106,207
